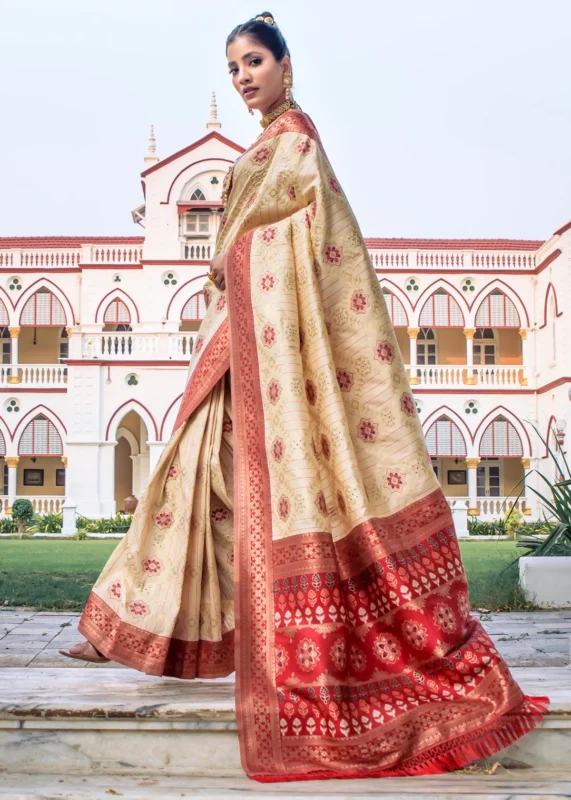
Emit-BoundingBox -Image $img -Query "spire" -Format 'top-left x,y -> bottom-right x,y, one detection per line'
144,125 -> 159,167
206,92 -> 222,131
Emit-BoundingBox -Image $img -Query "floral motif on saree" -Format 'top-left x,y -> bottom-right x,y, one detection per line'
78,108 -> 547,781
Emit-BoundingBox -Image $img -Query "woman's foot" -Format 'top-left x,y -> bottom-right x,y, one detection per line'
59,640 -> 110,663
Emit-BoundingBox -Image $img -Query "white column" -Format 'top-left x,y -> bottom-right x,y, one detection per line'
464,328 -> 476,385
148,442 -> 165,473
99,443 -> 117,517
407,328 -> 420,385
5,457 -> 19,512
451,501 -> 469,538
520,457 -> 535,517
466,457 -> 480,516
8,328 -> 20,385
61,498 -> 78,535
519,329 -> 529,386
9,328 -> 19,365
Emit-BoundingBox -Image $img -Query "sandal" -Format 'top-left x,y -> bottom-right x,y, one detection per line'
59,641 -> 111,663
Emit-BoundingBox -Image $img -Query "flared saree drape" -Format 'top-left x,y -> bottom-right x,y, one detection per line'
79,109 -> 547,781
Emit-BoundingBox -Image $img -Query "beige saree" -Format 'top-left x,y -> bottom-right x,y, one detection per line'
79,108 -> 547,781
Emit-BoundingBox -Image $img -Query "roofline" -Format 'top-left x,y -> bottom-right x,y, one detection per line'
141,130 -> 245,178
363,238 -> 544,251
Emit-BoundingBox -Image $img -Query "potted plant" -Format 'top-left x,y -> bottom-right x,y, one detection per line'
11,499 -> 34,539
514,425 -> 571,608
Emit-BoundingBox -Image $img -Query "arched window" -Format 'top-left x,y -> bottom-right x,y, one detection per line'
419,290 -> 464,327
181,292 -> 207,321
18,414 -> 63,456
473,328 -> 496,365
0,299 -> 8,326
417,328 -> 436,365
426,416 -> 467,458
103,298 -> 131,325
20,289 -> 66,326
0,428 -> 5,457
190,188 -> 206,200
475,290 -> 520,328
1,327 -> 11,364
479,415 -> 523,457
382,289 -> 408,327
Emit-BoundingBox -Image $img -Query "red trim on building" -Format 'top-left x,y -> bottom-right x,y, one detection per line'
535,248 -> 562,274
141,131 -> 245,178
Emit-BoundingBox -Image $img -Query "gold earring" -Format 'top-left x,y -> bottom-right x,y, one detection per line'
283,71 -> 292,102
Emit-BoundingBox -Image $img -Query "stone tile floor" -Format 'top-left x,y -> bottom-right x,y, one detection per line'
0,609 -> 569,669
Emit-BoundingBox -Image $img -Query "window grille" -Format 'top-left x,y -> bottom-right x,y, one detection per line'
479,416 -> 523,457
426,416 -> 467,457
20,290 -> 66,326
0,300 -> 8,326
382,290 -> 408,327
18,414 -> 63,456
0,429 -> 5,457
419,290 -> 464,327
475,291 -> 520,328
103,298 -> 131,324
181,292 -> 207,321
190,189 -> 206,200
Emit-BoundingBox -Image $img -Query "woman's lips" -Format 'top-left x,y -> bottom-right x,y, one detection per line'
243,88 -> 258,97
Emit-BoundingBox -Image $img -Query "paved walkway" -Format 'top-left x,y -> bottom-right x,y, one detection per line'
0,609 -> 569,669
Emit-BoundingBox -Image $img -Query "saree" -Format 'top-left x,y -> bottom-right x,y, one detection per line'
78,108 -> 547,781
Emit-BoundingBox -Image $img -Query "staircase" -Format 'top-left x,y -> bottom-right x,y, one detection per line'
0,667 -> 569,798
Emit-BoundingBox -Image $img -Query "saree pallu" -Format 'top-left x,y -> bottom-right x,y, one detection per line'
79,108 -> 547,781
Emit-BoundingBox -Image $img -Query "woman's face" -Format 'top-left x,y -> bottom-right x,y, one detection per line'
227,34 -> 291,116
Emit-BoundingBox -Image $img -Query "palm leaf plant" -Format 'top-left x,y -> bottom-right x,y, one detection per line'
507,421 -> 571,557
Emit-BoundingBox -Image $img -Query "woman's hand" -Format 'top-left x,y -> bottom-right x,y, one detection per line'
208,253 -> 226,291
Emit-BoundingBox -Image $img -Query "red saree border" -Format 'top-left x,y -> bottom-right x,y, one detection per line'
78,592 -> 234,680
227,230 -> 284,775
272,488 -> 452,580
172,317 -> 230,433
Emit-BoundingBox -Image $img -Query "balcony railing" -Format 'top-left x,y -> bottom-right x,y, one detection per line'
407,364 -> 528,389
81,332 -> 196,360
0,364 -> 68,388
0,496 -> 64,518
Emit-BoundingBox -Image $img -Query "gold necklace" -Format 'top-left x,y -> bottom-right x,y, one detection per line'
260,98 -> 300,129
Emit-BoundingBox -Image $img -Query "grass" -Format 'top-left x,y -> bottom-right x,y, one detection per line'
0,539 -> 532,612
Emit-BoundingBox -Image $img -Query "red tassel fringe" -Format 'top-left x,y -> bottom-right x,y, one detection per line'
250,694 -> 549,783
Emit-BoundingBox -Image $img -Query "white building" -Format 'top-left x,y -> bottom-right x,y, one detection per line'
0,95 -> 569,522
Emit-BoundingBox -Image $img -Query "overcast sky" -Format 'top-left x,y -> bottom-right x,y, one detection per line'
1,0 -> 569,241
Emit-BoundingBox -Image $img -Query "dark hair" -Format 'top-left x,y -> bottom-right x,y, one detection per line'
226,10 -> 291,63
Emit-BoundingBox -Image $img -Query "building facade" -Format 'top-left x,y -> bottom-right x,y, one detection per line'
1,97 -> 569,522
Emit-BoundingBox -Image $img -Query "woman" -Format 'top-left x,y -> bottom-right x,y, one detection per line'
62,11 -> 547,782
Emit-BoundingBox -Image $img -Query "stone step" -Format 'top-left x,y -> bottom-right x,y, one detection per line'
0,668 -> 568,779
1,770 -> 571,799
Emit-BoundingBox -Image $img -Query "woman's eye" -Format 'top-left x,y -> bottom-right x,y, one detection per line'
250,58 -> 262,66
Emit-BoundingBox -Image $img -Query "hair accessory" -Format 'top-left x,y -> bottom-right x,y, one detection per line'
254,14 -> 277,26
207,271 -> 216,282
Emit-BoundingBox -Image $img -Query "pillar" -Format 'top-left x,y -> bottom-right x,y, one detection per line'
61,498 -> 78,536
518,329 -> 529,386
148,442 -> 165,473
463,328 -> 476,385
520,457 -> 533,516
465,457 -> 480,516
5,456 -> 19,512
407,328 -> 420,385
8,327 -> 20,384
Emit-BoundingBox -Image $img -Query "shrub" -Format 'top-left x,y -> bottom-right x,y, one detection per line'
11,499 -> 34,538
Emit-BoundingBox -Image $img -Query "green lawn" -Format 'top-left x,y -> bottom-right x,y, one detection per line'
0,539 -> 529,611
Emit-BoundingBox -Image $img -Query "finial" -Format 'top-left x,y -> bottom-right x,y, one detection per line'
144,125 -> 159,167
206,92 -> 221,131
